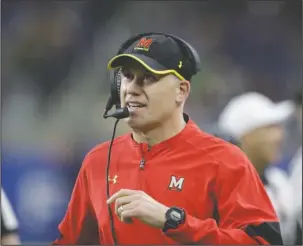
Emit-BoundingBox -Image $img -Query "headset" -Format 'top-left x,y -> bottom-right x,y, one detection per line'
103,32 -> 201,245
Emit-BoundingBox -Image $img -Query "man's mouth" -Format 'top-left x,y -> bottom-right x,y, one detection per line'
126,102 -> 146,110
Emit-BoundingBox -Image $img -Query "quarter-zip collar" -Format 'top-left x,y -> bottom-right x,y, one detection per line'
129,113 -> 198,152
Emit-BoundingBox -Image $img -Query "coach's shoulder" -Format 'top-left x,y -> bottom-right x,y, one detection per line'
81,134 -> 130,169
89,134 -> 129,155
199,132 -> 251,171
215,143 -> 256,180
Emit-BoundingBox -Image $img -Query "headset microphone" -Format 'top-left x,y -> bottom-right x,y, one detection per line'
103,92 -> 130,120
103,107 -> 130,120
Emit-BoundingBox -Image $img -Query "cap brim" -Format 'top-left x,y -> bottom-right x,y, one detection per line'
275,100 -> 295,118
265,101 -> 294,124
107,54 -> 185,81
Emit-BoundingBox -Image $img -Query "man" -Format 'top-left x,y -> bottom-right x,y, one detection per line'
218,92 -> 295,244
54,33 -> 282,245
1,188 -> 21,245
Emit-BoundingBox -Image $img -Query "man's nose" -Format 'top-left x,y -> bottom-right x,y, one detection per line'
126,77 -> 143,95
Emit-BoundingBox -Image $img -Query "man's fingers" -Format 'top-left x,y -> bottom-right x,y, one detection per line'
115,195 -> 140,214
107,189 -> 143,204
107,189 -> 135,204
119,201 -> 140,223
120,199 -> 139,212
107,189 -> 146,224
121,207 -> 141,221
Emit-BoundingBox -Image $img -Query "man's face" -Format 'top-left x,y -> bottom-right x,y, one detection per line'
242,124 -> 285,165
119,61 -> 189,132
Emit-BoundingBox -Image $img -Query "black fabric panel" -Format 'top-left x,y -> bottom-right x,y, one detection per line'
244,222 -> 283,245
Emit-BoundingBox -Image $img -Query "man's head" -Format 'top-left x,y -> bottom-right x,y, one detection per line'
218,92 -> 293,168
107,33 -> 200,132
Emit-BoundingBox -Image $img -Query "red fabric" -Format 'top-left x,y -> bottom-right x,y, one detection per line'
54,119 -> 279,245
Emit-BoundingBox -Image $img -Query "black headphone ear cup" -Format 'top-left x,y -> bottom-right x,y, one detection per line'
115,69 -> 122,101
110,69 -> 122,109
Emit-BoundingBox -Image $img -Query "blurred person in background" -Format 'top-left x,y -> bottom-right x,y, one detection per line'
218,92 -> 296,244
288,89 -> 302,244
1,189 -> 21,245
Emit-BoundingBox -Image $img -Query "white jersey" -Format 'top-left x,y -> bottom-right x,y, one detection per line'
1,188 -> 19,235
288,146 -> 302,243
263,167 -> 297,244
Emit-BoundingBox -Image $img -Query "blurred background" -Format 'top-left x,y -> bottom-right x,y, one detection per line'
1,1 -> 302,244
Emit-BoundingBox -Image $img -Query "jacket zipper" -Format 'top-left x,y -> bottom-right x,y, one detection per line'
139,144 -> 146,170
138,145 -> 146,190
140,159 -> 145,169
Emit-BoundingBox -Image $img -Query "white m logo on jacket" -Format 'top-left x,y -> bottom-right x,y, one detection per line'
168,176 -> 184,191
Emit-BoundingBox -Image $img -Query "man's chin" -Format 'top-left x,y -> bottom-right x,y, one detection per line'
124,116 -> 140,127
124,117 -> 148,131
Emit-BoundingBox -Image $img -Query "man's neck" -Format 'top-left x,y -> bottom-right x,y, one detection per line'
132,114 -> 186,147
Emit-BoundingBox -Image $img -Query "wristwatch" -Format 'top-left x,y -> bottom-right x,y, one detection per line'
163,206 -> 186,232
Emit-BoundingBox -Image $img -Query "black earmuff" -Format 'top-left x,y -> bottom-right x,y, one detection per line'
103,32 -> 201,119
110,69 -> 122,108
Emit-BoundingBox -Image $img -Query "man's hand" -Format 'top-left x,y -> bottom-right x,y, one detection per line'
107,189 -> 169,228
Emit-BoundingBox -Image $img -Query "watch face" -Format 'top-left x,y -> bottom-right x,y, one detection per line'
170,210 -> 182,221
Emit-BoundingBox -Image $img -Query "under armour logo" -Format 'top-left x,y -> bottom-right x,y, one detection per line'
108,175 -> 118,184
168,175 -> 184,191
178,61 -> 183,69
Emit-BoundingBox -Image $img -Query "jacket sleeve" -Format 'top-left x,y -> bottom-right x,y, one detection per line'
53,155 -> 99,245
164,147 -> 283,245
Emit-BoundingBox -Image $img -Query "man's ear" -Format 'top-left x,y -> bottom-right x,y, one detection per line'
176,80 -> 190,104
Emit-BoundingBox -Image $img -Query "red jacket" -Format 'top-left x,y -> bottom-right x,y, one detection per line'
54,118 -> 282,245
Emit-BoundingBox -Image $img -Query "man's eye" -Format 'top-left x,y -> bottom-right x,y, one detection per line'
122,70 -> 134,80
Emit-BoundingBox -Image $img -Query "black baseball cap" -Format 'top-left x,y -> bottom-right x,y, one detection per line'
107,34 -> 195,81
